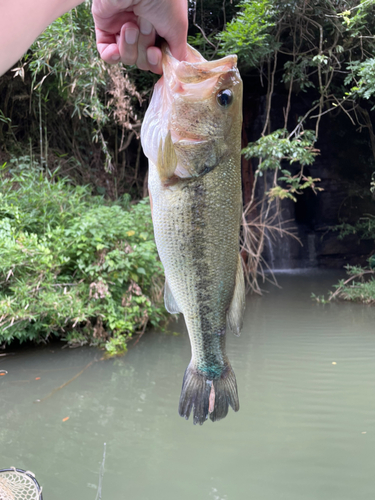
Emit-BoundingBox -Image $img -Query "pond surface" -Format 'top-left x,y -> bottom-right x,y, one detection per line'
1,270 -> 375,500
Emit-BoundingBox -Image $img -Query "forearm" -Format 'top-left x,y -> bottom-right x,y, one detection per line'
0,0 -> 83,76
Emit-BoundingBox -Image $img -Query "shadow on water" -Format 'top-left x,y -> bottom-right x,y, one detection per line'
1,270 -> 375,500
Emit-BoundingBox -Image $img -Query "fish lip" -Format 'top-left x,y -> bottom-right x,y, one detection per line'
172,134 -> 224,145
171,131 -> 206,144
175,137 -> 208,145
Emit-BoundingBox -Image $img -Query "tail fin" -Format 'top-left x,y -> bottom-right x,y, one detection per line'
178,362 -> 239,425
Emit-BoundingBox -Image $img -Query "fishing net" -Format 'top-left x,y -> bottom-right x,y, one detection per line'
0,468 -> 43,500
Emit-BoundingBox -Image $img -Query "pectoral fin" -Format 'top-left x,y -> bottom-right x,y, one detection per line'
156,131 -> 224,183
174,139 -> 223,178
226,254 -> 246,336
164,279 -> 181,314
157,131 -> 178,183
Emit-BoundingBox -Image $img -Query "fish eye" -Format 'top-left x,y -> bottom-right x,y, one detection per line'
216,89 -> 233,108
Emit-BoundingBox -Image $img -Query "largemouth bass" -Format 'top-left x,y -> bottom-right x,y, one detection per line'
141,44 -> 245,425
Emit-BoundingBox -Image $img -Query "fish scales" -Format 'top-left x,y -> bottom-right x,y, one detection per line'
149,154 -> 241,373
142,44 -> 245,425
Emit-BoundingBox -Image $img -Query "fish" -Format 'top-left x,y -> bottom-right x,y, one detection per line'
141,44 -> 245,425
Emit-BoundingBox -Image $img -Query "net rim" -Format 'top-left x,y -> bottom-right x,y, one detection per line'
0,468 -> 43,500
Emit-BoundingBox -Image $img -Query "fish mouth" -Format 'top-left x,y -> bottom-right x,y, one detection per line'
162,43 -> 238,84
171,130 -> 209,144
161,43 -> 239,102
171,130 -> 225,145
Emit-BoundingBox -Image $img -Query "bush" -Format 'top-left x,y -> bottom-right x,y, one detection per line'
329,265 -> 375,305
0,158 -> 167,353
312,264 -> 375,305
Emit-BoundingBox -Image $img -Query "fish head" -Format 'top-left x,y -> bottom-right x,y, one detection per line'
141,44 -> 243,180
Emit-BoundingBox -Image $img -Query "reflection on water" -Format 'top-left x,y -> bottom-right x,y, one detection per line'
1,271 -> 375,500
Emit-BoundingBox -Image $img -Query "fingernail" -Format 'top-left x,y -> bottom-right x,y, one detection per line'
139,18 -> 153,36
125,29 -> 138,45
111,54 -> 120,61
147,50 -> 159,66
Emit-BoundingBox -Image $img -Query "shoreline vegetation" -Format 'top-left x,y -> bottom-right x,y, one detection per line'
0,158 -> 168,355
312,264 -> 375,305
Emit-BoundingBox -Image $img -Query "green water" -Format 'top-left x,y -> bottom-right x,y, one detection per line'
1,271 -> 375,500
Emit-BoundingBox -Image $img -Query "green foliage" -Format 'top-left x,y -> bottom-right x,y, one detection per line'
216,0 -> 375,212
26,5 -> 107,124
0,110 -> 11,125
1,2 -> 152,194
371,173 -> 375,194
186,0 -> 242,58
335,216 -> 375,241
310,293 -> 330,304
243,129 -> 318,171
243,129 -> 321,201
269,171 -> 323,202
345,58 -> 375,104
312,263 -> 375,305
339,0 -> 375,33
218,0 -> 276,67
282,59 -> 315,93
105,335 -> 128,357
1,156 -> 93,233
335,277 -> 375,303
0,158 -> 167,353
330,265 -> 375,304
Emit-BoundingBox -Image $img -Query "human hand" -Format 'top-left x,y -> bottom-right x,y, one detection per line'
92,0 -> 188,74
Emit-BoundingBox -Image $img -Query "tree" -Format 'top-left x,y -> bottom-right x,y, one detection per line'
190,0 -> 375,290
0,1 -> 155,198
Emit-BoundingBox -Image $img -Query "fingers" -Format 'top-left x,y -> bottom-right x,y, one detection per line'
118,22 -> 139,65
137,18 -> 162,73
153,0 -> 189,63
167,35 -> 188,64
93,15 -> 165,73
95,29 -> 121,64
146,47 -> 162,73
94,12 -> 138,65
93,0 -> 188,73
116,19 -> 162,73
136,18 -> 154,71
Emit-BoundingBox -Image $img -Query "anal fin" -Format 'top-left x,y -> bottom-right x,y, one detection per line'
226,253 -> 246,336
164,279 -> 181,314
